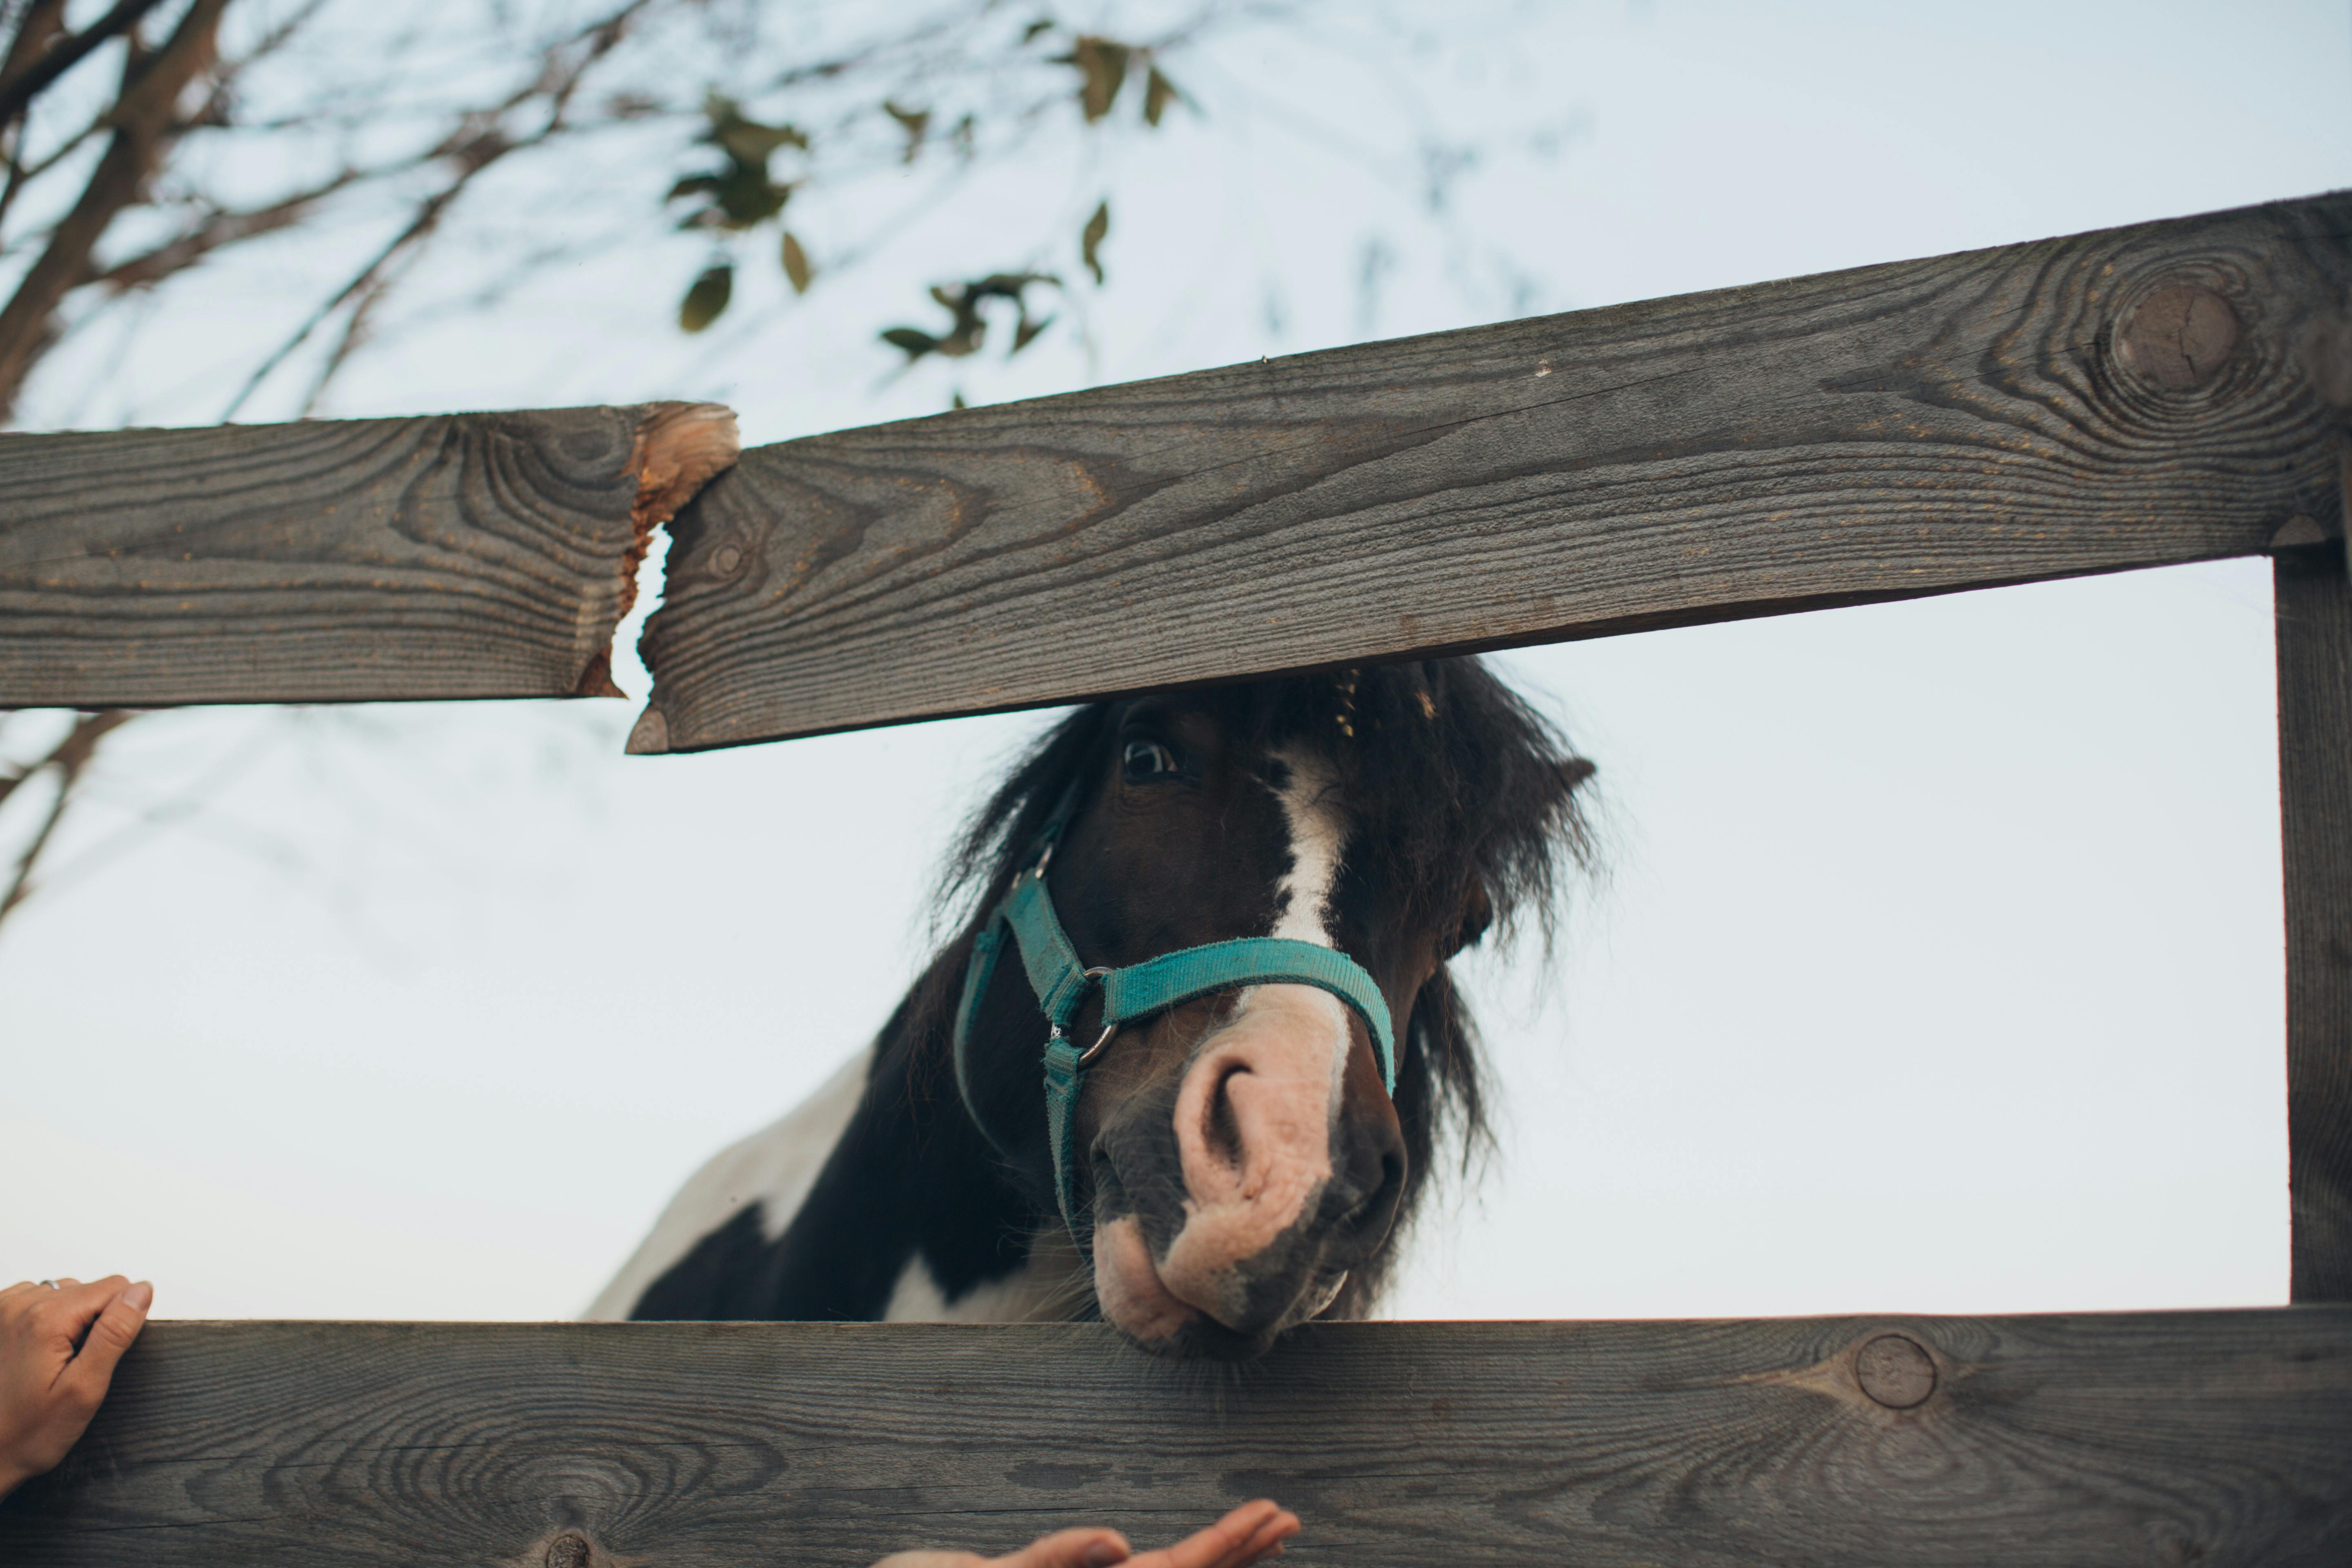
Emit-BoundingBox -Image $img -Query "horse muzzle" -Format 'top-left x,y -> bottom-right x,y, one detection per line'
1087,983 -> 1405,1358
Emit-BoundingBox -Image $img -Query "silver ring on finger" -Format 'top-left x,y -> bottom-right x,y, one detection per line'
38,1279 -> 60,1290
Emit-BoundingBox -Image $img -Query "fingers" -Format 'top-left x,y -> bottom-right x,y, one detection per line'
996,1526 -> 1131,1568
45,1277 -> 129,1351
1130,1502 -> 1299,1568
1225,1510 -> 1299,1568
0,1274 -> 150,1503
60,1281 -> 151,1399
890,1504 -> 1298,1568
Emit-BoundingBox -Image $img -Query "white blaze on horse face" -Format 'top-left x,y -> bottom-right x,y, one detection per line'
1142,746 -> 1356,1329
1267,746 -> 1347,948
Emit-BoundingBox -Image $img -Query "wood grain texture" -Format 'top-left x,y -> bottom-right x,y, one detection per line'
2278,543 -> 2352,1300
0,405 -> 692,706
3,1312 -> 2349,1566
635,192 -> 2352,752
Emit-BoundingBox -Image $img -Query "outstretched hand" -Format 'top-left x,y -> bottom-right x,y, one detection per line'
872,1498 -> 1301,1568
0,1276 -> 153,1500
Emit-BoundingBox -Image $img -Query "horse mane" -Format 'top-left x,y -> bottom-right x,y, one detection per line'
895,655 -> 1596,1316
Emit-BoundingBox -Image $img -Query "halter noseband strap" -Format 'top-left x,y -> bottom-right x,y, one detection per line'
951,816 -> 1398,1242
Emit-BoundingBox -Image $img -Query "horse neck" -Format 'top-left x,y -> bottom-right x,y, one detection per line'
849,982 -> 1078,1321
624,944 -> 1077,1323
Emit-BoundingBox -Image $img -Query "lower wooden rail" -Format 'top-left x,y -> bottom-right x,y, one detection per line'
2,1311 -> 2346,1566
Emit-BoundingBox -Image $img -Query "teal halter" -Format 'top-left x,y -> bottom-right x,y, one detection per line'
951,808 -> 1398,1241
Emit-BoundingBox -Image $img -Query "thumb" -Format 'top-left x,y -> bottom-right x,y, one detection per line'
64,1281 -> 151,1395
998,1528 -> 1131,1568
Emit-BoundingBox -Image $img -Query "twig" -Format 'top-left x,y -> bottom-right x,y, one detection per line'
294,240 -> 414,414
0,114 -> 24,231
0,708 -> 134,923
90,169 -> 364,292
0,0 -> 169,133
219,163 -> 485,420
31,713 -> 290,902
220,0 -> 656,417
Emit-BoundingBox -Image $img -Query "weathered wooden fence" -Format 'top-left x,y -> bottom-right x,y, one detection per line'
4,189 -> 2352,1565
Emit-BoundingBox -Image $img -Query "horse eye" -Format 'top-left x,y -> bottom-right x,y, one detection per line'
1120,739 -> 1179,781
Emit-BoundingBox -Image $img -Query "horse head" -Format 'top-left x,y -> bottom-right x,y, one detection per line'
949,659 -> 1591,1358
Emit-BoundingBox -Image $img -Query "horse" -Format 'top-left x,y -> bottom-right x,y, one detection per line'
586,656 -> 1592,1358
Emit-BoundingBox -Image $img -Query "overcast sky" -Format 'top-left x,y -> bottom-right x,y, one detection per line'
4,0 -> 2347,1321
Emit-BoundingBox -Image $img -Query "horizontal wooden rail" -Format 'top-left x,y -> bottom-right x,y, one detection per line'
633,191 -> 2352,750
0,402 -> 736,707
2,1311 -> 2348,1566
7,198 -> 2346,736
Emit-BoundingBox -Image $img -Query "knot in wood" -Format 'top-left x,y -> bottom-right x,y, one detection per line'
544,1531 -> 593,1568
2115,283 -> 2240,390
1854,1332 -> 1937,1409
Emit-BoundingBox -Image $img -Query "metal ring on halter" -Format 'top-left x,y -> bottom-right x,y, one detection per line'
1074,968 -> 1117,1065
1076,1022 -> 1120,1067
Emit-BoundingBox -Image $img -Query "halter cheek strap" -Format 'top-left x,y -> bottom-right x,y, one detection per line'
952,837 -> 1398,1243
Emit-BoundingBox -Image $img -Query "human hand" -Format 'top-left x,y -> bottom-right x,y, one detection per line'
0,1276 -> 153,1500
870,1498 -> 1300,1568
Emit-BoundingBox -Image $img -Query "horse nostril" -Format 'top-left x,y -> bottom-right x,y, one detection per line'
1203,1063 -> 1247,1167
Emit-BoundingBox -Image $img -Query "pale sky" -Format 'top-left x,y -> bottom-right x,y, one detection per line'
3,0 -> 2346,1322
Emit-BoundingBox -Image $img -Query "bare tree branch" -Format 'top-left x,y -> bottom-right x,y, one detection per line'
0,0 -> 62,229
222,0 -> 657,417
177,0 -> 332,127
0,0 -> 170,132
0,0 -> 228,417
89,169 -> 362,292
218,154 -> 489,418
292,225 -> 413,414
0,1 -> 66,91
0,707 -> 135,924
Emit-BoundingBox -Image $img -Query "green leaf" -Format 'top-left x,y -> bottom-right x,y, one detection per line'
951,390 -> 969,409
781,232 -> 813,294
882,327 -> 940,360
680,264 -> 733,333
975,271 -> 1057,297
700,95 -> 807,161
1143,67 -> 1180,127
1069,36 -> 1129,122
727,167 -> 791,227
716,118 -> 808,164
1081,199 -> 1109,286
